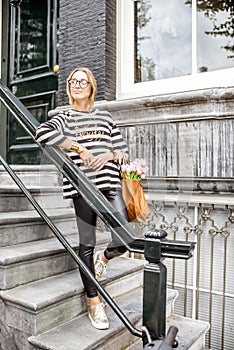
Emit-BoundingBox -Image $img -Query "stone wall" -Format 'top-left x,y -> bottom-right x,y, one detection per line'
94,87 -> 234,182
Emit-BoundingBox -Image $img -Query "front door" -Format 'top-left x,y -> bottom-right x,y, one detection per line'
6,0 -> 59,164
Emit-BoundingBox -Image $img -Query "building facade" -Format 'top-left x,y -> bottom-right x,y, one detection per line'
0,1 -> 234,349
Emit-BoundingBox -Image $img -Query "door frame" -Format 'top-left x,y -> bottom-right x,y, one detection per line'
0,0 -> 10,159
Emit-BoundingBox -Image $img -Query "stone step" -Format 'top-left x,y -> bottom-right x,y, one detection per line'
28,287 -> 143,350
126,315 -> 209,350
0,231 -> 111,289
0,208 -> 77,247
0,165 -> 62,187
0,257 -> 145,341
166,315 -> 209,350
27,290 -> 208,350
0,186 -> 71,213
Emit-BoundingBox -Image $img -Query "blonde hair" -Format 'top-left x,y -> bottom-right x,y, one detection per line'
66,67 -> 97,110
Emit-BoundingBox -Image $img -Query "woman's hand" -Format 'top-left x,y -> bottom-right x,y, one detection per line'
88,152 -> 114,171
79,148 -> 94,167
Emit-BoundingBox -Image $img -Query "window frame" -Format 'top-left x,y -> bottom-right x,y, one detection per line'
116,0 -> 234,100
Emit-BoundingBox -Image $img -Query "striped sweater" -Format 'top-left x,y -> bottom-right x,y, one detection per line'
35,108 -> 128,198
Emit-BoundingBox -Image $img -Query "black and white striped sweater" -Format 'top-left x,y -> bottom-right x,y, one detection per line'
35,108 -> 128,198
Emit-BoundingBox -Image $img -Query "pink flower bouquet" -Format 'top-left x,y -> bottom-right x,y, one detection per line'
121,158 -> 150,221
120,158 -> 149,181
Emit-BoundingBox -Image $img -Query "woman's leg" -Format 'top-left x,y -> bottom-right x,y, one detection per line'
94,189 -> 128,272
73,196 -> 109,329
103,189 -> 129,260
73,195 -> 98,298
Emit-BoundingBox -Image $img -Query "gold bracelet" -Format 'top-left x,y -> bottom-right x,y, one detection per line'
69,143 -> 85,154
69,143 -> 79,153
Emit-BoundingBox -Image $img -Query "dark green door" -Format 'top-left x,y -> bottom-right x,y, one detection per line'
7,0 -> 59,164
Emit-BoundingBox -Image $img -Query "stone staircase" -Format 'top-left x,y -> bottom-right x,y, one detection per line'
0,165 -> 209,350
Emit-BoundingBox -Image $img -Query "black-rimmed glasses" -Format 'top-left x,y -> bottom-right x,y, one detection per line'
68,79 -> 89,89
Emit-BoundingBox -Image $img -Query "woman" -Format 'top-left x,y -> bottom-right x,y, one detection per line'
35,67 -> 129,330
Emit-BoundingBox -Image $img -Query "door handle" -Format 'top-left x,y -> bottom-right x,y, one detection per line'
53,65 -> 59,73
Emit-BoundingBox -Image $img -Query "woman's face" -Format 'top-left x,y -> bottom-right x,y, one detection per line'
69,70 -> 91,104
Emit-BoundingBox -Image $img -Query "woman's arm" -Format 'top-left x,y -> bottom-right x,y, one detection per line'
35,116 -> 67,146
35,115 -> 94,166
59,139 -> 94,166
88,151 -> 114,171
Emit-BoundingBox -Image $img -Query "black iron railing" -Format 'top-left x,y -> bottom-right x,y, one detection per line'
0,80 -> 195,347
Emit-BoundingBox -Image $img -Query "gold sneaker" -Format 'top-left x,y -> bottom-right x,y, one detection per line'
94,251 -> 107,280
88,303 -> 109,330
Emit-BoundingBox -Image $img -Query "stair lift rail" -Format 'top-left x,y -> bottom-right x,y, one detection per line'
0,80 -> 195,347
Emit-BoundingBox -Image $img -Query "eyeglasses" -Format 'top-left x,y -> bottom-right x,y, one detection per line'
68,79 -> 90,89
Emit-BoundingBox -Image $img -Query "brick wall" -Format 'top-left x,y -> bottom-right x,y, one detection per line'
58,0 -> 116,105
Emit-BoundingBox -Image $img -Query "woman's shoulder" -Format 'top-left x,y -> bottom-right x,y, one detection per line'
48,108 -> 73,120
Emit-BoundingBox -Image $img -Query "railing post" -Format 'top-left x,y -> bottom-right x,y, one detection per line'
143,231 -> 167,346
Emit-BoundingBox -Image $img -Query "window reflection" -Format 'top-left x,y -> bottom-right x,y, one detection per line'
17,0 -> 48,72
196,1 -> 234,72
134,0 -> 234,83
134,0 -> 192,82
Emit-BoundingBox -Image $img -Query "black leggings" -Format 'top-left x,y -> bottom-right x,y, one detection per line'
73,189 -> 129,298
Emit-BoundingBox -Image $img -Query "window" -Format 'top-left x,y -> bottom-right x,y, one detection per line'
135,0 -> 192,82
117,0 -> 234,99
